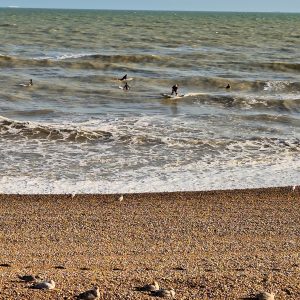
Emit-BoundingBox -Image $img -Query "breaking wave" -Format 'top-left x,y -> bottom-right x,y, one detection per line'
0,116 -> 112,142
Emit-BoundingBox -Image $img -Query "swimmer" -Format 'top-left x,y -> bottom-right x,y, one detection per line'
225,83 -> 231,89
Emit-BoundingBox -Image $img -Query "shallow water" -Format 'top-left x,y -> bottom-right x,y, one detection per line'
0,9 -> 299,193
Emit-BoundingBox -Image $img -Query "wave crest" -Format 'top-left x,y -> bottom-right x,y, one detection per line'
0,117 -> 112,142
0,53 -> 163,69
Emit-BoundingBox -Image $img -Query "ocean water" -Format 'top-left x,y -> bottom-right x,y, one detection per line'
0,8 -> 299,194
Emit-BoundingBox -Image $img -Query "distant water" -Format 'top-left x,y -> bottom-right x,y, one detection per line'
0,8 -> 299,194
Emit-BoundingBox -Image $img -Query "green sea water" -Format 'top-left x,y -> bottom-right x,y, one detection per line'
0,8 -> 299,193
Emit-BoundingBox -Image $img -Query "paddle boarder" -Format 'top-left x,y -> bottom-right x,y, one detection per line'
119,74 -> 127,81
171,84 -> 178,96
123,82 -> 130,91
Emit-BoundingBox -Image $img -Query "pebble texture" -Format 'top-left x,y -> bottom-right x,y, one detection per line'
0,187 -> 299,299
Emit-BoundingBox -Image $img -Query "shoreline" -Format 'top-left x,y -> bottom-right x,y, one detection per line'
1,186 -> 299,299
0,185 -> 298,196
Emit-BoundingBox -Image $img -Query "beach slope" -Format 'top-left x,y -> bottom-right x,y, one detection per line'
0,187 -> 299,299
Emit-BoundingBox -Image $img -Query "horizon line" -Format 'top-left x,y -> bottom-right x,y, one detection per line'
1,7 -> 300,13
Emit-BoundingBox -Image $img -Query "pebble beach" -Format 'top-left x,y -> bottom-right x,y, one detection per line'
0,187 -> 300,299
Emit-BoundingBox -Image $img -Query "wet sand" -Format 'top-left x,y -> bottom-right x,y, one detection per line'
0,187 -> 299,299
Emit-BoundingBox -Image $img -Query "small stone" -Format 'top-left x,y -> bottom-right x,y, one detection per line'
151,288 -> 175,298
283,288 -> 292,295
256,291 -> 275,300
0,263 -> 11,267
77,286 -> 100,299
32,280 -> 56,290
54,265 -> 66,269
139,281 -> 160,292
18,275 -> 36,282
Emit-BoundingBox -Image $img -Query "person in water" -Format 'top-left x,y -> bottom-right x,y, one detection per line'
225,83 -> 231,89
20,79 -> 33,87
123,82 -> 130,91
119,74 -> 127,81
171,84 -> 178,96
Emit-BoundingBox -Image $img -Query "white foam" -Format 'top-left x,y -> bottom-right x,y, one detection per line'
0,155 -> 299,194
263,80 -> 290,92
33,53 -> 95,61
1,115 -> 299,194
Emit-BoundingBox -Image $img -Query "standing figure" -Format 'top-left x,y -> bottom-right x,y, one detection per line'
171,84 -> 178,96
123,82 -> 130,91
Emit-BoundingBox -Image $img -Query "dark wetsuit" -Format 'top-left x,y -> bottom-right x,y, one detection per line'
120,74 -> 127,81
171,85 -> 178,95
123,82 -> 130,90
225,84 -> 231,89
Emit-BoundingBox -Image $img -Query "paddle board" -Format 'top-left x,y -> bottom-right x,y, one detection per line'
19,83 -> 31,87
161,92 -> 208,99
117,77 -> 133,82
161,93 -> 185,99
119,86 -> 130,91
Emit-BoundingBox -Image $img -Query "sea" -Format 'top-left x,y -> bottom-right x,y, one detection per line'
0,8 -> 299,194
